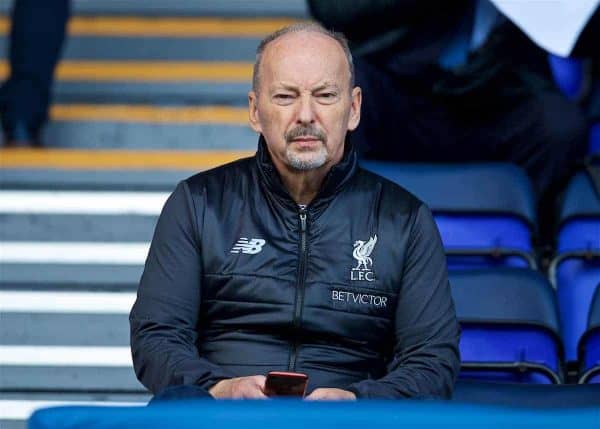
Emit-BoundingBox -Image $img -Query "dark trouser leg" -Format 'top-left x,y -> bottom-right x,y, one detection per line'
0,0 -> 70,144
472,92 -> 588,202
349,58 -> 460,161
474,92 -> 588,245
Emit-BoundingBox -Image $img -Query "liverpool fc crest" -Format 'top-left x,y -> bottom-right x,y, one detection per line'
351,235 -> 377,281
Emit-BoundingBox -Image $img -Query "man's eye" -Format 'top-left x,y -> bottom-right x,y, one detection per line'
318,93 -> 337,99
274,94 -> 293,100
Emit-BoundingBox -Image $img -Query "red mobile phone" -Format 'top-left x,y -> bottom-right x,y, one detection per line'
264,371 -> 309,397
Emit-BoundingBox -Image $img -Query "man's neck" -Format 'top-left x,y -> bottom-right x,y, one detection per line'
278,166 -> 330,206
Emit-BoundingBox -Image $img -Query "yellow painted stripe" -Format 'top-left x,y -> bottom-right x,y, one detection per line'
50,104 -> 248,125
0,148 -> 253,170
0,16 -> 301,37
0,60 -> 252,82
0,60 -> 251,82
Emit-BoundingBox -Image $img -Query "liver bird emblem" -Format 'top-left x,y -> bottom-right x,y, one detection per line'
353,235 -> 378,270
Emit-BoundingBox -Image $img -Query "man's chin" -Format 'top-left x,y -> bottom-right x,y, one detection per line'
285,154 -> 328,171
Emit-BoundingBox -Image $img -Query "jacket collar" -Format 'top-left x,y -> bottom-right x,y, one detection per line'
255,135 -> 358,213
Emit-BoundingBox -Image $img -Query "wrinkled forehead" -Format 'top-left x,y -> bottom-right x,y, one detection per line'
259,31 -> 351,90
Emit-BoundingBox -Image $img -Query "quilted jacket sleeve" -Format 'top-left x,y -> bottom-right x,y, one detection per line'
347,202 -> 461,399
129,181 -> 235,394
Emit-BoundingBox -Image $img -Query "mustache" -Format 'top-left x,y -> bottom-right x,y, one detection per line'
285,124 -> 327,144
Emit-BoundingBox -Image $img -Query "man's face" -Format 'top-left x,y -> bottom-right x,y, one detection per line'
249,31 -> 361,173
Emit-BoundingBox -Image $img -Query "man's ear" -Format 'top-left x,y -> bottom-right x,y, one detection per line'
248,91 -> 262,133
347,86 -> 362,132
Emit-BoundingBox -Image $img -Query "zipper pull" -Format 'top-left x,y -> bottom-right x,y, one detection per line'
299,212 -> 307,232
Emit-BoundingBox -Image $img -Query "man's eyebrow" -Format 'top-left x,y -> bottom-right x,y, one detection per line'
269,82 -> 340,94
312,82 -> 340,92
271,84 -> 300,93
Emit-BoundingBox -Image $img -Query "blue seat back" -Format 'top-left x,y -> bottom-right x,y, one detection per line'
361,162 -> 536,269
554,172 -> 600,362
557,259 -> 600,362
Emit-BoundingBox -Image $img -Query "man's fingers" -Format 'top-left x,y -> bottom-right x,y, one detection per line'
232,376 -> 268,399
244,388 -> 269,399
305,388 -> 325,400
238,383 -> 268,399
251,375 -> 267,389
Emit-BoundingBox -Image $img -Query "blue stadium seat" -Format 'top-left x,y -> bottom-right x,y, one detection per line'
550,172 -> 600,363
361,162 -> 537,270
579,288 -> 600,383
450,269 -> 562,384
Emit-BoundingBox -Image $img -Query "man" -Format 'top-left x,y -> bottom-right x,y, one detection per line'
1,0 -> 70,146
309,0 -> 589,243
130,23 -> 460,400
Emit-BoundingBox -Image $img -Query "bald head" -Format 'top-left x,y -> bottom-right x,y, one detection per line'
247,22 -> 362,179
252,23 -> 354,94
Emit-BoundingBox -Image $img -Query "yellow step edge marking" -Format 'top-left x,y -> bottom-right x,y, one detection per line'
0,60 -> 252,82
0,148 -> 254,170
50,104 -> 249,125
0,16 -> 302,37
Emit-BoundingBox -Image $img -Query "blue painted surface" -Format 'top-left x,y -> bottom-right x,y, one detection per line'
28,399 -> 600,429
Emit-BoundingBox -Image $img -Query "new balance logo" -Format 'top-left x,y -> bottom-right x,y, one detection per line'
230,238 -> 266,255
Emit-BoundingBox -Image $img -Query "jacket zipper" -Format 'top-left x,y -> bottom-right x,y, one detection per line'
289,208 -> 308,371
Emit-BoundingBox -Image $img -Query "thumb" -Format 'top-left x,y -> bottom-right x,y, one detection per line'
253,375 -> 267,388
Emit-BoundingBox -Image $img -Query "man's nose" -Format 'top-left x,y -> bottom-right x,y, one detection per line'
296,94 -> 316,124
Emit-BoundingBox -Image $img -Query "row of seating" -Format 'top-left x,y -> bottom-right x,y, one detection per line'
363,161 -> 600,366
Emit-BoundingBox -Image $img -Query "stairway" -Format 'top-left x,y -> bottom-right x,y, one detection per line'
0,1 -> 306,427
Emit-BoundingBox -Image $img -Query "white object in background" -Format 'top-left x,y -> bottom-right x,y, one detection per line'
489,0 -> 599,56
0,345 -> 132,366
0,242 -> 149,264
0,191 -> 167,215
0,291 -> 136,314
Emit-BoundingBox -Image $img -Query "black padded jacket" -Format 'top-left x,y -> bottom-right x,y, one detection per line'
130,138 -> 461,398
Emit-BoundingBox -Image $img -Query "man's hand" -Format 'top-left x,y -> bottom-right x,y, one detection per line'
305,388 -> 356,401
208,375 -> 268,399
